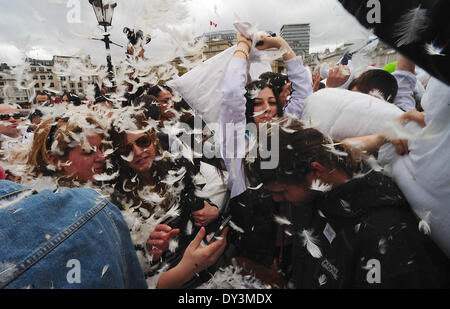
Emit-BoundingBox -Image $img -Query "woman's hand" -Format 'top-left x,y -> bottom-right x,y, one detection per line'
192,200 -> 220,227
326,65 -> 351,88
155,226 -> 228,289
180,226 -> 228,274
396,110 -> 426,128
386,111 -> 426,156
147,224 -> 180,261
255,35 -> 295,61
313,71 -> 322,92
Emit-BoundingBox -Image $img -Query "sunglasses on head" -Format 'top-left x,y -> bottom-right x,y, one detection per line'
123,135 -> 153,155
0,113 -> 22,120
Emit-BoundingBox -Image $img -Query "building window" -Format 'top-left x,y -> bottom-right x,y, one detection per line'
34,84 -> 39,88
70,83 -> 75,88
48,75 -> 53,80
40,75 -> 46,80
0,82 -> 4,86
50,83 -> 55,87
61,76 -> 66,81
33,76 -> 38,80
39,67 -> 44,72
31,67 -> 36,72
78,83 -> 82,88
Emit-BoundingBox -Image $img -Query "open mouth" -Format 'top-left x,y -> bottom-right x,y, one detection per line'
93,167 -> 104,174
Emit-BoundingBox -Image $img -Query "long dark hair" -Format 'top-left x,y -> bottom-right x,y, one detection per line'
244,79 -> 283,124
109,114 -> 174,212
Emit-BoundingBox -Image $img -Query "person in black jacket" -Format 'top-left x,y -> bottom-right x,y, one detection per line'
245,118 -> 449,288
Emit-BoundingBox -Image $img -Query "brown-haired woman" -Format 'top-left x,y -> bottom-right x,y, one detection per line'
109,109 -> 223,288
27,115 -> 107,185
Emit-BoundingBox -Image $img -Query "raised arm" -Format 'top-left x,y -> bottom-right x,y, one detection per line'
220,33 -> 252,198
255,35 -> 313,118
392,56 -> 417,112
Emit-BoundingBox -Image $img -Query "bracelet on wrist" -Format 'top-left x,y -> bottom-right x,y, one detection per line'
234,48 -> 249,60
237,40 -> 252,51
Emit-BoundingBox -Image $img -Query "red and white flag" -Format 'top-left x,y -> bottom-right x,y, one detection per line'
210,20 -> 218,27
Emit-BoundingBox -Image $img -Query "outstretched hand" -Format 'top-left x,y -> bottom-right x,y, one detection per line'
147,224 -> 180,261
180,226 -> 228,274
326,65 -> 351,88
388,110 -> 426,156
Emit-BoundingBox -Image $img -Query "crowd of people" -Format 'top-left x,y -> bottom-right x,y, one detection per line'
0,2 -> 449,290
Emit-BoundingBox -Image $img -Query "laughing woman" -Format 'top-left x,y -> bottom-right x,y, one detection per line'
109,109 -> 221,288
26,114 -> 107,186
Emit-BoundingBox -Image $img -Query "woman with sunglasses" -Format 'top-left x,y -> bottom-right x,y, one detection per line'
109,109 -> 224,288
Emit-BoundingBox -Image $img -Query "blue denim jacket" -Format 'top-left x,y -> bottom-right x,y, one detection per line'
0,181 -> 147,289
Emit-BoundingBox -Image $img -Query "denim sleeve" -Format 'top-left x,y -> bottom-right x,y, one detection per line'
0,185 -> 147,289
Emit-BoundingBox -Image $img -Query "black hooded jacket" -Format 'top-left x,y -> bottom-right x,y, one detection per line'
289,171 -> 449,289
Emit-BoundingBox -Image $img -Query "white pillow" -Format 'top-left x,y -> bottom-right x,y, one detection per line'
300,88 -> 403,140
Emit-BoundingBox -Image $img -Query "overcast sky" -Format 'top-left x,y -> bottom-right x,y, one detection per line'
0,0 -> 368,66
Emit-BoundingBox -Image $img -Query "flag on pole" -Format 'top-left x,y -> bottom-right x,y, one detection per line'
210,20 -> 218,27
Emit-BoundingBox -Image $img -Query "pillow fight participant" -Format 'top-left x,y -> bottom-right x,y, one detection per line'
258,72 -> 292,109
24,114 -> 107,186
347,69 -> 399,103
0,104 -> 229,289
0,179 -> 228,289
219,32 -> 312,286
245,118 -> 449,288
108,108 -> 225,288
325,64 -> 399,104
147,85 -> 176,123
0,104 -> 33,180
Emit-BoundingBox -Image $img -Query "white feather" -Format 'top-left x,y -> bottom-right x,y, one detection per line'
418,211 -> 431,235
229,220 -> 244,233
273,215 -> 292,226
424,43 -> 446,56
168,239 -> 179,253
101,265 -> 109,278
120,152 -> 134,162
300,229 -> 322,259
93,171 -> 120,182
247,183 -> 263,191
310,179 -> 332,192
393,6 -> 429,47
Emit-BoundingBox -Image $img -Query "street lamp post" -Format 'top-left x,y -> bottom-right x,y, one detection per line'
88,0 -> 122,91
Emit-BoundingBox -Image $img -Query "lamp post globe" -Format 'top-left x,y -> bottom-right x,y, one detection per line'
88,0 -> 117,28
